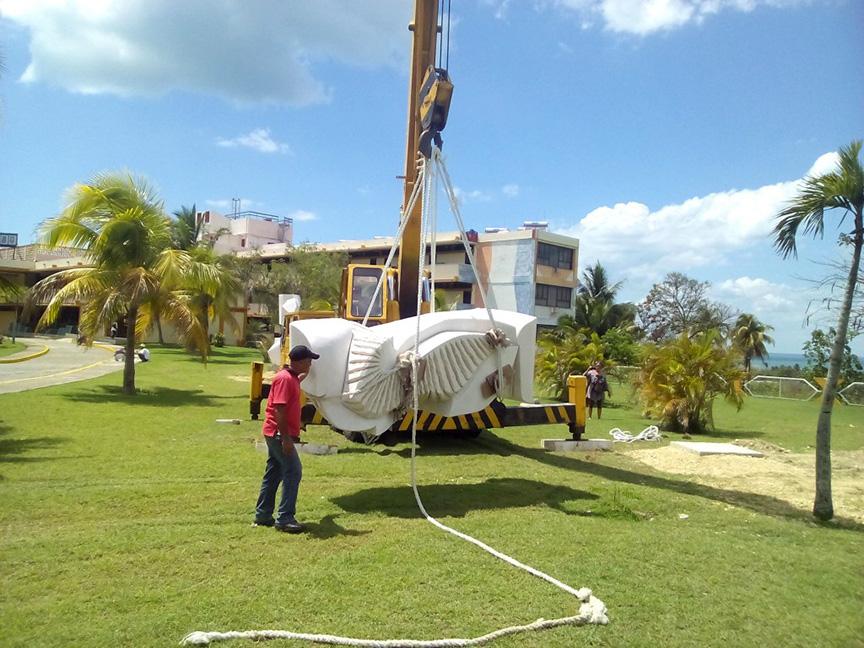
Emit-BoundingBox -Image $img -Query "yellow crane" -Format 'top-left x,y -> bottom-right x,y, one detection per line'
250,0 -> 585,441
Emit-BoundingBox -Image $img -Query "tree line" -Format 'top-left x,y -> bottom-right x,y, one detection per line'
19,172 -> 346,396
537,139 -> 863,521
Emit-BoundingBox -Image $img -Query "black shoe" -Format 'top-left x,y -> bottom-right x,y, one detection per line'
252,518 -> 275,528
275,520 -> 305,533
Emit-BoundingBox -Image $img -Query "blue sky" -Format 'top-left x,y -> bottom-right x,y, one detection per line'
0,0 -> 861,355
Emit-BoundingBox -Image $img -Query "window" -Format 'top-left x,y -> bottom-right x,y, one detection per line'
535,283 -> 572,309
537,242 -> 573,270
350,267 -> 384,318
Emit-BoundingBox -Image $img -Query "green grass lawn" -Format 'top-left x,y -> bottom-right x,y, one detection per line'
1,346 -> 862,648
0,337 -> 27,357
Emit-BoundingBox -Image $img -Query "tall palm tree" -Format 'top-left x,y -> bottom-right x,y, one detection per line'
578,261 -> 623,301
28,172 -> 213,395
170,204 -> 201,251
570,262 -> 635,336
773,139 -> 864,521
186,246 -> 242,342
732,313 -> 775,374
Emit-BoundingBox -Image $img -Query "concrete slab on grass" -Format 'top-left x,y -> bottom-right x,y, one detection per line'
543,438 -> 613,452
671,441 -> 764,457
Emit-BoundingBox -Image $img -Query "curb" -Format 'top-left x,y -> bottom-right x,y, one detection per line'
0,345 -> 50,364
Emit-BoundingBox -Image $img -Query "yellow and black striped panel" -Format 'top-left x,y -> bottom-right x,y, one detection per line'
542,404 -> 575,425
398,403 -> 503,432
301,401 -> 577,432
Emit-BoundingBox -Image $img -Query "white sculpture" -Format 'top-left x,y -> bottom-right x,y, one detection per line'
290,309 -> 536,436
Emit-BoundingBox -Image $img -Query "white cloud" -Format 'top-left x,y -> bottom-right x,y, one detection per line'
502,184 -> 520,197
290,210 -> 317,222
807,151 -> 840,178
0,0 -> 410,104
557,179 -> 799,279
453,187 -> 493,204
553,148 -> 848,350
551,0 -> 814,35
712,276 -> 796,310
216,128 -> 291,154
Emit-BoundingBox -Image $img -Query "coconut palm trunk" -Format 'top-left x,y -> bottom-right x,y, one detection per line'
123,303 -> 139,395
813,204 -> 862,520
772,140 -> 864,522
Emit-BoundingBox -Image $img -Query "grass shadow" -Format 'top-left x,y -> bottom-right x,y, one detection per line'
332,477 -> 599,519
482,433 -> 864,532
62,385 -> 236,407
303,514 -> 373,539
374,431 -> 517,458
0,424 -> 69,469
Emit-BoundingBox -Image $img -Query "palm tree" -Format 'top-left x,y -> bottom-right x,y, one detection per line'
170,204 -> 202,251
28,172 -> 213,395
578,261 -> 623,301
635,330 -> 746,435
0,275 -> 21,301
773,139 -> 864,521
535,326 -> 608,401
185,246 -> 242,343
571,262 -> 636,336
732,313 -> 775,374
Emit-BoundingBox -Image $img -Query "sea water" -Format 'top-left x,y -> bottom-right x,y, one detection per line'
761,352 -> 807,369
758,352 -> 862,369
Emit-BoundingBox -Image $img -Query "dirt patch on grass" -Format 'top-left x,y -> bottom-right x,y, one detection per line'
626,442 -> 864,523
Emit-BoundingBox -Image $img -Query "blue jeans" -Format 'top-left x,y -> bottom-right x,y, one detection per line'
255,435 -> 303,525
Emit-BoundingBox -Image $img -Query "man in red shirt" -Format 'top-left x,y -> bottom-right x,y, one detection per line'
253,344 -> 319,533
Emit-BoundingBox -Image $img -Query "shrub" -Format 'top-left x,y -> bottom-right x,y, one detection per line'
635,330 -> 747,434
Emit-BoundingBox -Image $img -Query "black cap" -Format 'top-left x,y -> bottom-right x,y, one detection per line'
289,344 -> 320,361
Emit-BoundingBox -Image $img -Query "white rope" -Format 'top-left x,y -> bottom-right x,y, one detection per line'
181,146 -> 608,648
608,426 -> 662,443
182,612 -> 603,647
430,149 -> 505,396
361,158 -> 426,326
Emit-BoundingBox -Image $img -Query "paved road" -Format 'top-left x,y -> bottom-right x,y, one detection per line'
0,337 -> 124,394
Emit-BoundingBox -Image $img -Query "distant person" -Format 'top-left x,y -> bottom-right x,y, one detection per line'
110,322 -> 118,341
584,361 -> 611,420
137,345 -> 150,362
253,344 -> 319,533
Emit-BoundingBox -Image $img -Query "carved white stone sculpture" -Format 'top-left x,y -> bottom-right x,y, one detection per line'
289,309 -> 536,436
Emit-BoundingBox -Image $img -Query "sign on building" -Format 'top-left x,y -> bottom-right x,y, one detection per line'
0,233 -> 18,248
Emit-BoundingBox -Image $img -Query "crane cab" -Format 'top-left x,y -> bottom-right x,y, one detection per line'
339,263 -> 432,324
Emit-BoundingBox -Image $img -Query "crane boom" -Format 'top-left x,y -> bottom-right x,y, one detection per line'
398,0 -> 441,319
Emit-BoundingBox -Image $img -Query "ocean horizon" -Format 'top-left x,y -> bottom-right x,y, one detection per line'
756,351 -> 862,369
759,352 -> 807,369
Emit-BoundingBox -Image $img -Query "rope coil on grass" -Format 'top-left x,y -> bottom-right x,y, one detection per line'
609,426 -> 662,443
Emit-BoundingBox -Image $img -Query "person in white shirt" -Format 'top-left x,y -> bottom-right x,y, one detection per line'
137,345 -> 151,362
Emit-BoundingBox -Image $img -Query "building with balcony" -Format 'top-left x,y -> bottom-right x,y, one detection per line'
248,223 -> 579,327
199,210 -> 293,254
